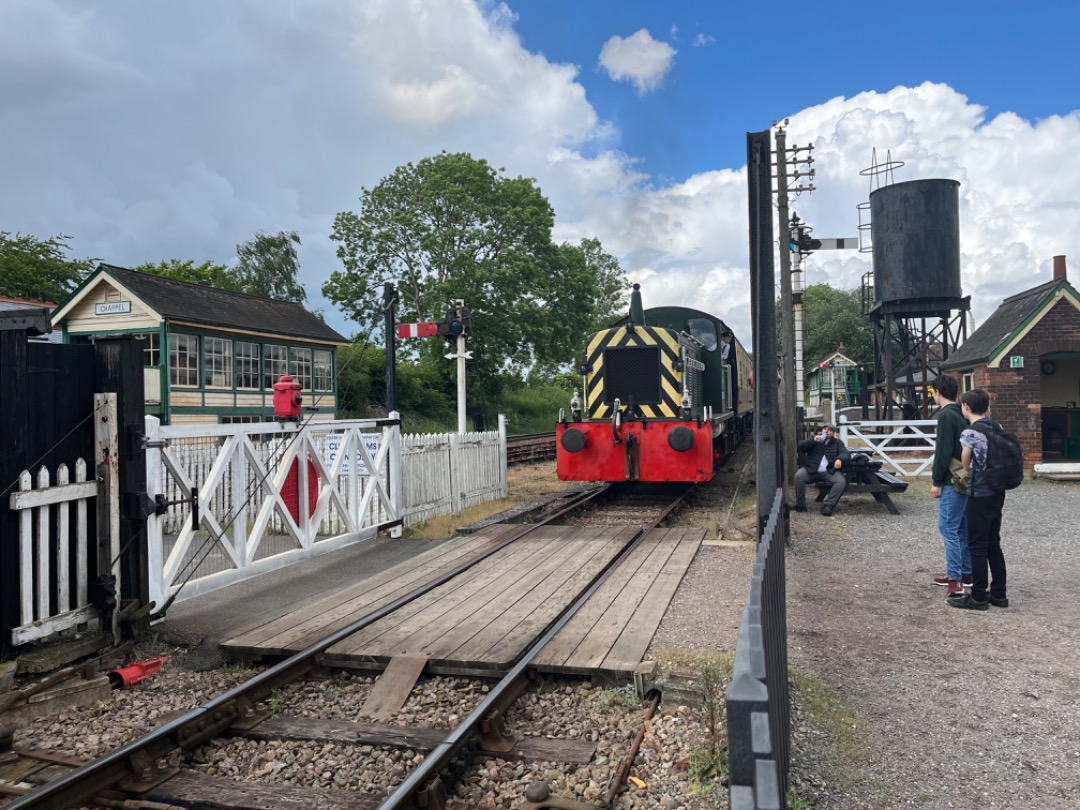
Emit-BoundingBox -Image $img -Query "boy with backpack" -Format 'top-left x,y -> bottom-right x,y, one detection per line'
949,388 -> 1024,611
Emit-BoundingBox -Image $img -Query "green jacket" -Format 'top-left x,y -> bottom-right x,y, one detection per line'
932,402 -> 967,486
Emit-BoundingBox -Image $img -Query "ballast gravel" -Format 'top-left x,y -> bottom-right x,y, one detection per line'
10,666 -> 727,808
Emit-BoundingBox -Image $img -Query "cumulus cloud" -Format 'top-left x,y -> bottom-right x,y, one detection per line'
1,3 -> 1078,353
598,29 -> 676,95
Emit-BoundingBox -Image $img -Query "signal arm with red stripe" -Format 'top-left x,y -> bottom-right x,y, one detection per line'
397,322 -> 439,338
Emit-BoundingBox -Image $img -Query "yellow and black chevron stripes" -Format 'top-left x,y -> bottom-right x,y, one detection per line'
584,325 -> 682,419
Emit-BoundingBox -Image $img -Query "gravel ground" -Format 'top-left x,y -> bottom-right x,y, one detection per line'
786,475 -> 1080,809
8,660 -> 724,808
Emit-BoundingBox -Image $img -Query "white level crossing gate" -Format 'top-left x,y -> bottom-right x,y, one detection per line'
144,414 -> 509,609
145,416 -> 403,609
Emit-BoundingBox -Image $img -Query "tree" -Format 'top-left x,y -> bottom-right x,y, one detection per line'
234,230 -> 306,302
777,283 -> 874,366
0,232 -> 94,302
324,151 -> 627,397
134,259 -> 242,291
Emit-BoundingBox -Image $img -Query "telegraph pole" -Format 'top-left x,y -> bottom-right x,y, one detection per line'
773,121 -> 815,491
774,124 -> 795,495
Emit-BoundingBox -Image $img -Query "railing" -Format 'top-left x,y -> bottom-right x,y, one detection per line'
726,488 -> 789,809
145,414 -> 508,608
837,416 -> 937,477
401,416 -> 508,525
8,458 -> 100,645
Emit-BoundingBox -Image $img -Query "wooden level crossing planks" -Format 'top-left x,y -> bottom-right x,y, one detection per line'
324,527 -> 634,670
224,523 -> 703,680
323,526 -> 581,661
534,527 -> 704,677
222,524 -> 521,658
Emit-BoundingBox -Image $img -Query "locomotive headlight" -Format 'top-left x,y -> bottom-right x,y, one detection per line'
570,389 -> 582,421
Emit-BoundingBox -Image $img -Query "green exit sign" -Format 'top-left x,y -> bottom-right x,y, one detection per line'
1010,356 -> 1024,368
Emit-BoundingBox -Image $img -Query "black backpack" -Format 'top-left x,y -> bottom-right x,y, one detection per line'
971,420 -> 1024,491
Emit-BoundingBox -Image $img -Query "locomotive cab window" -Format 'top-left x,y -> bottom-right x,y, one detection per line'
687,318 -> 717,351
603,346 -> 661,404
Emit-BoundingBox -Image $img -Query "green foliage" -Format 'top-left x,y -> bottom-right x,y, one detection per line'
0,231 -> 95,302
234,230 -> 306,302
134,258 -> 242,291
268,689 -> 285,718
324,151 -> 627,400
777,284 -> 873,365
487,380 -> 574,434
687,654 -> 731,793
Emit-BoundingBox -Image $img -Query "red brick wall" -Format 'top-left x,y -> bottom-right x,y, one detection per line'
978,298 -> 1080,465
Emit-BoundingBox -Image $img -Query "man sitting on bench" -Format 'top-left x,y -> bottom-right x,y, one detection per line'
793,423 -> 851,516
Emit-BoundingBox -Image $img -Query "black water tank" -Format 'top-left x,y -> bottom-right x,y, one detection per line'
870,179 -> 962,304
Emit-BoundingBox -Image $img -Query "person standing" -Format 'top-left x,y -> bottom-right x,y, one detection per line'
720,330 -> 738,415
930,375 -> 972,597
792,423 -> 851,516
949,389 -> 1009,611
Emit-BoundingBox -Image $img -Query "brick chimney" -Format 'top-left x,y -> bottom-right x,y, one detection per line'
1053,255 -> 1067,281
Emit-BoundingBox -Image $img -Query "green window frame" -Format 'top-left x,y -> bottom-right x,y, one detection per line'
235,341 -> 261,390
264,344 -> 288,389
289,347 -> 313,391
313,349 -> 333,392
169,334 -> 199,387
203,337 -> 233,389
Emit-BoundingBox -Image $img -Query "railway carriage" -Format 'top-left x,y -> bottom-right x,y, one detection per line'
556,284 -> 752,482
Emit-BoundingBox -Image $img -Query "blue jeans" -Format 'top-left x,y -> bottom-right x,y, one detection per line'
938,483 -> 971,580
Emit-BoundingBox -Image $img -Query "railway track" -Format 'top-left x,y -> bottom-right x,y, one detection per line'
2,482 -> 695,810
506,432 -> 556,465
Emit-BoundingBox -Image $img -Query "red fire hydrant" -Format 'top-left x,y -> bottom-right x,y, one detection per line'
273,374 -> 303,420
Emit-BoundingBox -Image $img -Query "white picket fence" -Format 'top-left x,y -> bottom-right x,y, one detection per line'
145,414 -> 508,607
837,416 -> 938,476
8,458 -> 101,645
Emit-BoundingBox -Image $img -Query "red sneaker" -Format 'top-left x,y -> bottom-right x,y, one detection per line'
946,579 -> 964,597
961,575 -> 974,588
933,576 -> 950,586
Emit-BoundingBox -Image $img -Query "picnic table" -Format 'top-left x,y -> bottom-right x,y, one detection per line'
814,454 -> 908,514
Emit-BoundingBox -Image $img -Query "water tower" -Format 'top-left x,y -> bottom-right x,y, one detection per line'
862,176 -> 970,419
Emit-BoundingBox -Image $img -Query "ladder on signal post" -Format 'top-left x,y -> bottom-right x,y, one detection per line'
792,234 -> 859,412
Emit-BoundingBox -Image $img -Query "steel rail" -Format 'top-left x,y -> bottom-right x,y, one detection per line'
377,482 -> 695,809
6,485 -> 611,810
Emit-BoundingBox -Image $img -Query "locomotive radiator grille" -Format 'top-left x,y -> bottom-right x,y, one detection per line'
584,325 -> 681,419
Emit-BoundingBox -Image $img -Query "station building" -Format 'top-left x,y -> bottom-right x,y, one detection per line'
940,256 -> 1080,464
51,264 -> 349,425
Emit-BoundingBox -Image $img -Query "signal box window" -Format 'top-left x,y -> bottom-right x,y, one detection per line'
203,337 -> 233,389
236,342 -> 260,390
264,344 -> 287,389
169,334 -> 199,387
135,333 -> 160,367
289,347 -> 313,391
314,350 -> 333,392
687,318 -> 717,351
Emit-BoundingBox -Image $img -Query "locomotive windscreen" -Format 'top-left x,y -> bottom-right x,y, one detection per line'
604,346 -> 661,404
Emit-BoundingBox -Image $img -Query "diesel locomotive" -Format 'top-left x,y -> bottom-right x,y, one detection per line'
556,284 -> 753,483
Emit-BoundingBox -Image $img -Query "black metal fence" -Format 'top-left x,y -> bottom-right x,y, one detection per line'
726,487 -> 790,809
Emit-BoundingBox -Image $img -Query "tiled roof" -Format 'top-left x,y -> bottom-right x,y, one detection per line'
98,265 -> 348,344
939,280 -> 1060,370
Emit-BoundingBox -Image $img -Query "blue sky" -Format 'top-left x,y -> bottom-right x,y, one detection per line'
1,0 -> 1079,350
512,1 -> 1080,178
